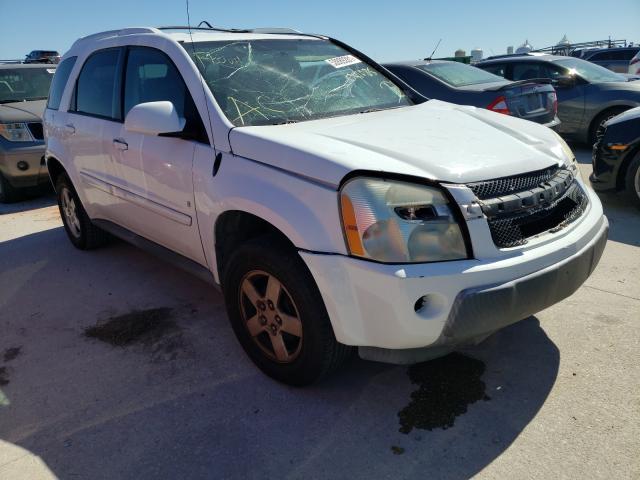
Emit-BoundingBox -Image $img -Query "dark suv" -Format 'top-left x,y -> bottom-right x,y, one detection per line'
0,64 -> 56,202
477,55 -> 640,145
24,50 -> 61,64
577,47 -> 640,73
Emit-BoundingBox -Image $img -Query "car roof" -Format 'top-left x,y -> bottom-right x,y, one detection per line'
68,27 -> 318,51
0,63 -> 57,69
478,54 -> 567,64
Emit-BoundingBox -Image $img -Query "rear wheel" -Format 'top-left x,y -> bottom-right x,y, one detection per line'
55,173 -> 110,249
624,154 -> 640,210
223,235 -> 352,386
0,172 -> 20,203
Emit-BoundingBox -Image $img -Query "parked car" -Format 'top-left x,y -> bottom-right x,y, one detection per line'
591,106 -> 640,207
0,64 -> 56,202
24,50 -> 61,64
383,60 -> 559,127
477,55 -> 640,145
629,50 -> 640,75
45,26 -> 607,385
578,47 -> 640,73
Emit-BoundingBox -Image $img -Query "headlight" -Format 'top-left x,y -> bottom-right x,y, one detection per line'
551,130 -> 581,179
340,177 -> 468,263
0,123 -> 34,142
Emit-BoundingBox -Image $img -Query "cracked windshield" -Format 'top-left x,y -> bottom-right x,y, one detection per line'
185,38 -> 411,126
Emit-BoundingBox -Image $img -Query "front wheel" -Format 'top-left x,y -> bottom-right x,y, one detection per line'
223,235 -> 352,386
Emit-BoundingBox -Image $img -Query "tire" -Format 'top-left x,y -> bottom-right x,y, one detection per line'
624,153 -> 640,210
0,172 -> 20,203
589,108 -> 628,146
222,235 -> 352,386
55,173 -> 110,249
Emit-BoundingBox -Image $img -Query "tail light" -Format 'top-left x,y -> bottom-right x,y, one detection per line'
487,96 -> 511,115
550,91 -> 558,115
630,57 -> 640,66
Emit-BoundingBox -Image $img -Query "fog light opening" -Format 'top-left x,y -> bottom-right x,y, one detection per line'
17,161 -> 29,171
414,294 -> 447,319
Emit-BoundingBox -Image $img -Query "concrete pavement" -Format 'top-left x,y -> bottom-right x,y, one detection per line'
0,148 -> 638,479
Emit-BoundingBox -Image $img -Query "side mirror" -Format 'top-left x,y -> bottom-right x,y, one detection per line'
553,75 -> 576,88
124,101 -> 186,136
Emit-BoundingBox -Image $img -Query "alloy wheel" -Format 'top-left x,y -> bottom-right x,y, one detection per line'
61,187 -> 81,238
239,270 -> 303,363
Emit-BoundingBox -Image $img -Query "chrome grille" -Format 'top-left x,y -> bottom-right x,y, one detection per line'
467,166 -> 559,200
471,167 -> 588,248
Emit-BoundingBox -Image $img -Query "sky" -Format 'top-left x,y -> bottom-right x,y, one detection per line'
1,0 -> 638,61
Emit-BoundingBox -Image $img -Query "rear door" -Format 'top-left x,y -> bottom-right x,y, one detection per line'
107,46 -> 207,264
65,47 -> 125,220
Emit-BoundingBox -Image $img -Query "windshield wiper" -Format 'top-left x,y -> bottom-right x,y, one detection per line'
271,120 -> 299,125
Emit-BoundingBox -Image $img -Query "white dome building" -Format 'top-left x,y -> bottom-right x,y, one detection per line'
515,40 -> 533,54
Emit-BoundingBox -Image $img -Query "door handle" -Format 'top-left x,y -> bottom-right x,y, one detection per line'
113,138 -> 128,151
64,124 -> 75,134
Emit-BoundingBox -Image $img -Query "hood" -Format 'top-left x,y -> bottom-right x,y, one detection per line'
606,106 -> 640,126
229,100 -> 567,186
0,100 -> 46,123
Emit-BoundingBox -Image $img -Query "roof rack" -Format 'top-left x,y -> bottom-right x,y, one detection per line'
157,25 -> 301,35
70,27 -> 159,49
534,39 -> 630,56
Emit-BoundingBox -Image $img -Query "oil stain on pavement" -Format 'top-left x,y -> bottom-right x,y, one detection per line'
398,353 -> 490,434
3,346 -> 22,362
0,366 -> 9,386
84,307 -> 189,361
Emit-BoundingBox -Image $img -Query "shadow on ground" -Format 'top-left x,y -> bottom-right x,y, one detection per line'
0,227 -> 560,479
0,192 -> 55,215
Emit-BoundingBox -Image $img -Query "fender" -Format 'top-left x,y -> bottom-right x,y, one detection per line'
192,149 -> 348,283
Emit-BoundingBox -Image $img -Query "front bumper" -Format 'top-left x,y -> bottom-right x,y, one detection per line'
300,193 -> 608,358
0,142 -> 48,188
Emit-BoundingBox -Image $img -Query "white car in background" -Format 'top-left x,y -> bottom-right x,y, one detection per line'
44,26 -> 608,386
629,50 -> 640,74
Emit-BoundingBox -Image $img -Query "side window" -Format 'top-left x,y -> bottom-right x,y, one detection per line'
588,52 -> 609,61
481,64 -> 506,78
74,49 -> 122,120
611,50 -> 635,61
47,56 -> 77,110
512,62 -> 547,80
123,47 -> 207,143
541,64 -> 566,81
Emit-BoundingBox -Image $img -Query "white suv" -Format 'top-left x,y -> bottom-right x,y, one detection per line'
44,26 -> 608,385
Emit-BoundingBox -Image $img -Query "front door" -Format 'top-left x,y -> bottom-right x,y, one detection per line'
107,46 -> 209,264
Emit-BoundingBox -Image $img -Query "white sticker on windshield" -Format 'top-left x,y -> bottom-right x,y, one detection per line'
46,69 -> 56,74
325,55 -> 362,69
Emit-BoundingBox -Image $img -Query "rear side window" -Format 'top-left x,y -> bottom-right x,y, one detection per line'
124,47 -> 207,142
47,56 -> 76,110
512,63 -> 548,80
481,63 -> 507,78
74,49 -> 122,120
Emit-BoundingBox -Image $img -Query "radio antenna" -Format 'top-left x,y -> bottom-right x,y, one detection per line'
425,38 -> 442,61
